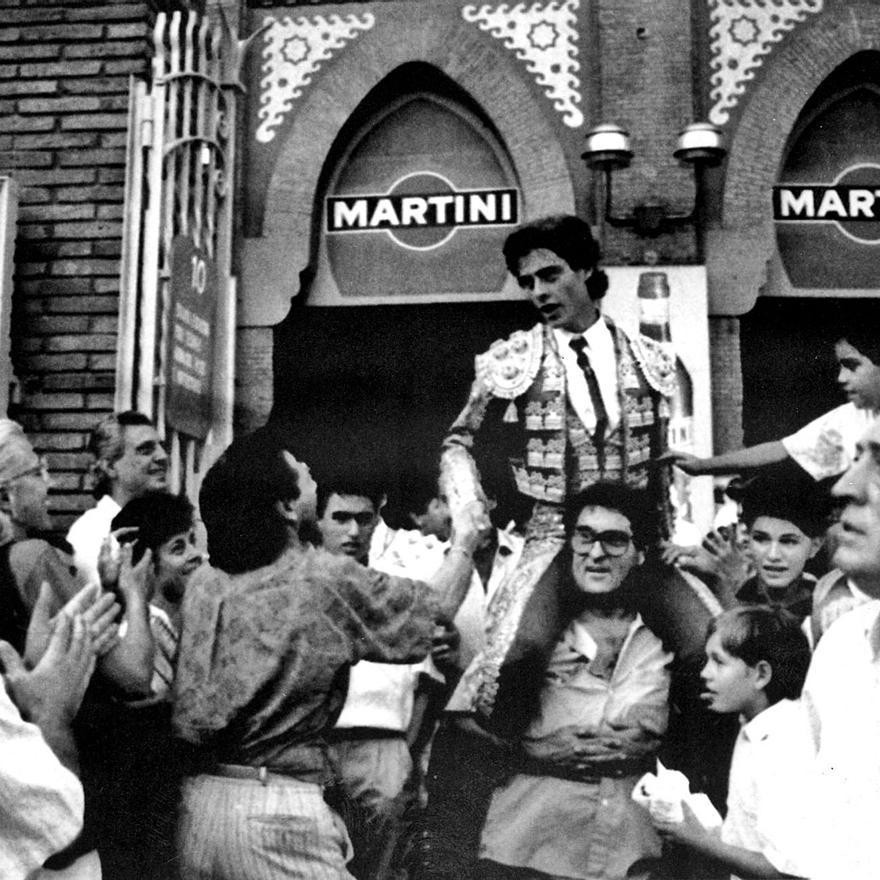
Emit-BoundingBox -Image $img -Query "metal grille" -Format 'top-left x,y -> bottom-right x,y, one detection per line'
118,9 -> 244,500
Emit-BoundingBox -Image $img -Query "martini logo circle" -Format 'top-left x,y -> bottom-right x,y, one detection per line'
773,164 -> 880,245
326,171 -> 519,252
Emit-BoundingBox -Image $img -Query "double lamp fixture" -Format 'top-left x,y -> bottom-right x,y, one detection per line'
582,122 -> 726,239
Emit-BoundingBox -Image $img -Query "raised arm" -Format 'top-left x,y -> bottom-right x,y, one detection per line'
97,541 -> 154,697
428,500 -> 489,622
658,441 -> 788,477
440,367 -> 494,525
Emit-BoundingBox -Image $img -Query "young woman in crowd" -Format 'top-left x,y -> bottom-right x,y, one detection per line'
81,492 -> 203,880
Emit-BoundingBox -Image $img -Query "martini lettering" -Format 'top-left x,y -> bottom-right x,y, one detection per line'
327,188 -> 518,232
774,186 -> 880,220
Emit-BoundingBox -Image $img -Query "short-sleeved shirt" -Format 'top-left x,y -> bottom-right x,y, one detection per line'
781,402 -> 875,481
479,614 -> 672,880
0,679 -> 84,879
802,600 -> 880,879
721,698 -> 815,877
172,545 -> 439,779
331,521 -> 446,733
809,569 -> 873,647
146,605 -> 178,701
66,495 -> 121,589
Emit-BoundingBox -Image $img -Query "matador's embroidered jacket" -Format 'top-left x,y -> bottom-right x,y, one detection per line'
440,316 -> 677,717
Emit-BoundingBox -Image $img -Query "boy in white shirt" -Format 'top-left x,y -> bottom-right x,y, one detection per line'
652,606 -> 814,878
662,329 -> 880,483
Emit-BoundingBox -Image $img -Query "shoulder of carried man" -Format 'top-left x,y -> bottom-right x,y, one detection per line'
624,328 -> 678,398
475,324 -> 545,399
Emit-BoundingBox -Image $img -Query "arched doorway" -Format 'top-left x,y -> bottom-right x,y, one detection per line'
272,64 -> 536,525
741,52 -> 880,446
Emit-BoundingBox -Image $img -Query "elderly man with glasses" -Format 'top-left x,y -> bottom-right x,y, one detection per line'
0,419 -> 154,695
0,419 -> 81,646
0,419 -> 129,879
476,482 -> 673,880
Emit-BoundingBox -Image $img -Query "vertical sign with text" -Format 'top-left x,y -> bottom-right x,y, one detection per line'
166,234 -> 217,439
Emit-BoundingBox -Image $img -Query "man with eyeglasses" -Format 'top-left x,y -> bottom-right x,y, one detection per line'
477,481 -> 672,880
440,216 -> 677,726
0,418 -> 127,880
0,419 -> 152,695
0,419 -> 82,648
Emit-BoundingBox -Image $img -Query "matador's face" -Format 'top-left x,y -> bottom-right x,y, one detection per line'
515,248 -> 599,334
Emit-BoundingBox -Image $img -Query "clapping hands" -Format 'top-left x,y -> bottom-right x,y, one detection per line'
0,581 -> 122,747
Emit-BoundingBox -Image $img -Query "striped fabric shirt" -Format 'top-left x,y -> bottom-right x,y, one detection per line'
149,605 -> 179,700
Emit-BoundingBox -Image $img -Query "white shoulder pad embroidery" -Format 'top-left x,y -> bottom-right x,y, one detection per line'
475,324 -> 544,400
628,330 -> 678,398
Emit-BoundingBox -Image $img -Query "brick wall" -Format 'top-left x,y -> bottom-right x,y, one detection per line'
594,0 -> 698,265
707,2 -> 880,449
708,316 -> 743,454
0,0 -> 193,530
235,327 -> 273,436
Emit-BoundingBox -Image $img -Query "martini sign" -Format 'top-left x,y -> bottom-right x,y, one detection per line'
326,171 -> 519,251
774,164 -> 880,245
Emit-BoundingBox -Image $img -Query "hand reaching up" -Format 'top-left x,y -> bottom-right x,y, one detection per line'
116,542 -> 154,605
661,528 -> 751,608
98,526 -> 139,592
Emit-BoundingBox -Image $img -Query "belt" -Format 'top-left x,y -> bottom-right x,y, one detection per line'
518,755 -> 651,784
204,763 -> 324,786
325,727 -> 407,742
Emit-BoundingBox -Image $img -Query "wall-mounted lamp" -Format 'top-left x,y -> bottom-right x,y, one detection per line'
582,122 -> 726,239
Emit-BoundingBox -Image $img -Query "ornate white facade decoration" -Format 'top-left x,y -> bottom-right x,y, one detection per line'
256,13 -> 375,144
462,1 -> 583,128
708,0 -> 823,126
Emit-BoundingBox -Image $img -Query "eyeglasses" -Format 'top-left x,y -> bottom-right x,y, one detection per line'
570,526 -> 633,557
11,456 -> 49,483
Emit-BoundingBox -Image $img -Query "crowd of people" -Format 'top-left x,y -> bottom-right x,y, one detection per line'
2,214 -> 880,880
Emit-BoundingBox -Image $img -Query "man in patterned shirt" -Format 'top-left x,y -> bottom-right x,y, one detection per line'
172,429 -> 485,880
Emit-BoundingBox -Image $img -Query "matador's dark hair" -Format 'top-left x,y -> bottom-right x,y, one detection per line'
503,214 -> 609,301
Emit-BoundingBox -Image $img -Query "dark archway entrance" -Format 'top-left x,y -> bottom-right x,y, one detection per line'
741,52 -> 880,459
740,297 -> 880,447
269,63 -> 533,525
272,299 -> 535,527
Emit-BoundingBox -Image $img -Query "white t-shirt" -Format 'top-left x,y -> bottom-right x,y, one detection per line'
0,680 -> 84,880
721,699 -> 815,878
802,599 -> 880,879
332,522 -> 446,732
66,495 -> 121,588
781,402 -> 876,481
